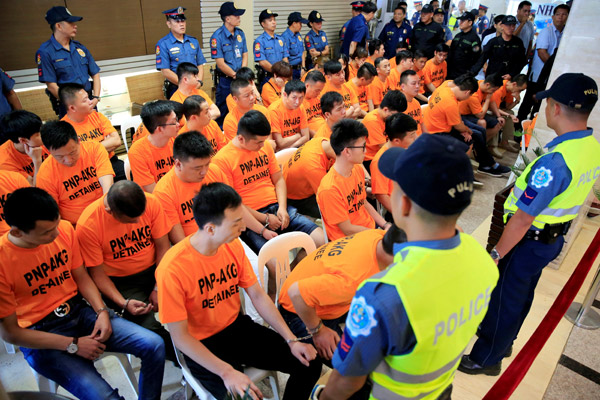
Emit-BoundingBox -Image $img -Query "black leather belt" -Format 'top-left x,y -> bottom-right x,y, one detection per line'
507,216 -> 572,245
32,294 -> 85,327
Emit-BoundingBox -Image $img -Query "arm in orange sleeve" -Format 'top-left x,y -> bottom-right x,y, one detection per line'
222,115 -> 238,142
98,114 -> 121,153
91,143 -> 115,193
128,144 -> 156,192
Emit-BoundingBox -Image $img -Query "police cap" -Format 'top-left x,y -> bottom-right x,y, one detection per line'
421,4 -> 434,13
308,10 -> 325,23
501,15 -> 517,25
45,6 -> 82,26
288,12 -> 309,24
163,7 -> 186,21
259,9 -> 278,23
459,12 -> 475,21
537,73 -> 598,111
219,2 -> 245,17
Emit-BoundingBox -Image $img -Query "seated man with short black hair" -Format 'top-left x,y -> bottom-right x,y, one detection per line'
322,60 -> 362,119
76,180 -> 175,362
170,62 -> 220,119
345,62 -> 376,114
314,92 -> 347,140
157,182 -> 321,400
36,121 -> 114,225
0,187 -> 165,400
223,78 -> 272,141
59,83 -> 125,181
302,70 -> 327,135
182,95 -> 227,155
268,80 -> 310,150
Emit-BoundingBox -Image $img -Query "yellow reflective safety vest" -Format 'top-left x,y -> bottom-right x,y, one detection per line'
364,234 -> 499,400
504,134 -> 600,229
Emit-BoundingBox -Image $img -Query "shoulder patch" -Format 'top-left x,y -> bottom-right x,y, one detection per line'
211,38 -> 217,48
156,46 -> 160,55
347,295 -> 378,337
37,53 -> 42,65
337,328 -> 355,361
519,186 -> 538,205
531,166 -> 554,189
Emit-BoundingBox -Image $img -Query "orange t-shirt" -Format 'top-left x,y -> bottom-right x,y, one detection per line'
345,80 -> 370,112
389,57 -> 397,70
348,63 -> 358,80
283,137 -> 331,200
314,122 -> 333,139
170,88 -> 214,106
179,121 -> 227,155
370,145 -> 393,197
320,82 -> 358,111
211,141 -> 280,210
128,136 -> 175,187
0,171 -> 30,236
36,141 -> 114,225
261,78 -> 282,108
416,68 -> 426,94
404,97 -> 424,135
153,165 -> 227,236
423,59 -> 447,89
278,229 -> 384,319
156,237 -> 257,340
458,82 -> 486,116
362,109 -> 387,160
317,164 -> 375,241
223,104 -> 272,142
268,99 -> 308,139
0,220 -> 82,328
133,123 -> 150,144
491,80 -> 514,108
62,112 -> 116,158
76,193 -> 171,277
0,141 -> 49,178
422,86 -> 461,134
387,68 -> 402,91
226,93 -> 236,112
303,96 -> 325,132
368,76 -> 391,108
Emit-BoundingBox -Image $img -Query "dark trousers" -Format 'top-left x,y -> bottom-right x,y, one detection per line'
517,80 -> 543,128
292,67 -> 302,80
107,264 -> 176,362
441,129 -> 495,168
184,314 -> 322,400
215,76 -> 232,127
110,155 -> 127,182
469,236 -> 565,367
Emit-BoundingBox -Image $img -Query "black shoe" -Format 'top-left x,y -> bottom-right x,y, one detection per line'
478,163 -> 511,177
458,355 -> 502,376
473,178 -> 484,187
505,345 -> 513,358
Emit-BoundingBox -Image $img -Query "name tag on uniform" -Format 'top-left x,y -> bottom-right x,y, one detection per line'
235,48 -> 241,58
170,47 -> 180,54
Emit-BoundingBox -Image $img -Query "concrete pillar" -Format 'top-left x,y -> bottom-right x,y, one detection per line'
238,0 -> 255,66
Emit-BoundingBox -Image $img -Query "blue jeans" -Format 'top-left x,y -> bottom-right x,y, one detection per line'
21,300 -> 165,400
469,236 -> 565,366
240,203 -> 319,254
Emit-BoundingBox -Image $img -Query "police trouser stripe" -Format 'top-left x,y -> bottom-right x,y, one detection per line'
373,345 -> 466,385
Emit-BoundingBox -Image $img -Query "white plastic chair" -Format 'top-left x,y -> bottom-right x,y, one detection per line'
119,115 -> 142,153
317,203 -> 329,244
123,156 -> 131,181
2,339 -> 16,354
256,232 -> 317,303
172,341 -> 280,400
275,147 -> 298,169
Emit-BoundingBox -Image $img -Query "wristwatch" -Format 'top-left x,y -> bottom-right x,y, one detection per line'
66,337 -> 79,354
91,95 -> 100,102
490,247 -> 501,261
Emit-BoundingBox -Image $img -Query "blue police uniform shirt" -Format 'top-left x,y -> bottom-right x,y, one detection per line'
476,16 -> 490,36
305,29 -> 329,53
340,14 -> 370,56
156,32 -> 207,73
443,25 -> 453,42
378,19 -> 412,59
210,25 -> 247,72
0,68 -> 15,117
515,130 -> 595,221
340,19 -> 351,41
36,36 -> 100,91
411,11 -> 421,26
282,28 -> 304,66
253,31 -> 289,64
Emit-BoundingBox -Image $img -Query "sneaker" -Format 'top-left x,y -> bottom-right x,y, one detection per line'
458,355 -> 502,376
478,163 -> 511,177
488,146 -> 503,158
473,178 -> 484,187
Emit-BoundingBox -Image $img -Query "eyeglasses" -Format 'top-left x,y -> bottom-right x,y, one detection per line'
158,122 -> 179,127
347,144 -> 367,151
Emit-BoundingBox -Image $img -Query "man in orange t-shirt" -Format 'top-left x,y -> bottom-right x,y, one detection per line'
413,49 -> 429,103
400,69 -> 428,134
0,170 -> 30,236
223,78 -> 273,142
0,110 -> 47,185
129,100 -> 179,193
368,57 -> 391,108
423,43 -> 449,94
268,80 -> 310,150
261,61 -> 292,108
314,92 -> 347,140
278,228 -> 400,361
156,182 -> 321,399
169,62 -> 220,119
0,187 -> 165,399
76,180 -> 175,361
344,63 -> 376,115
302,70 -> 327,135
490,74 -> 527,152
59,83 -> 125,181
458,74 -> 503,144
36,121 -> 114,225
322,60 -> 361,119
182,95 -> 227,154
387,50 -> 415,91
362,90 -> 407,169
317,119 -> 388,241
371,113 -> 418,213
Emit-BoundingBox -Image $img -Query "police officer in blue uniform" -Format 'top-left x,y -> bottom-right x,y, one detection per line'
476,5 -> 490,36
282,13 -> 309,80
340,1 -> 378,57
379,4 -> 412,59
305,11 -> 329,71
410,1 -> 423,26
340,2 -> 365,42
459,73 -> 600,376
210,2 -> 247,120
254,9 -> 289,91
36,6 -> 100,118
156,7 -> 206,99
0,69 -> 21,121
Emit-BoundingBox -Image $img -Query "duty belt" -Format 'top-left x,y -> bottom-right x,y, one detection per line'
507,215 -> 572,244
290,64 -> 302,70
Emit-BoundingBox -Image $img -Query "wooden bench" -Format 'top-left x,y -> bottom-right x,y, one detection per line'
17,88 -> 58,121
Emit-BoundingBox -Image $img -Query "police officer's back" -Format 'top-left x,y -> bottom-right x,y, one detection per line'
447,12 -> 481,79
410,4 -> 445,59
156,7 -> 206,99
36,6 -> 100,118
254,9 -> 289,91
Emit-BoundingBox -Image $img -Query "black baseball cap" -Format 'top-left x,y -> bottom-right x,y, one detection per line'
434,7 -> 445,15
308,10 -> 324,23
259,9 -> 278,23
459,12 -> 475,21
219,2 -> 245,17
288,12 -> 309,24
45,6 -> 82,25
422,4 -> 434,13
537,73 -> 598,111
501,15 -> 517,24
378,135 -> 474,215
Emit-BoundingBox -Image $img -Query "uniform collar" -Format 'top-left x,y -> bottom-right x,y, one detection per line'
284,27 -> 293,36
221,25 -> 235,38
262,31 -> 275,39
356,13 -> 366,24
393,231 -> 462,260
50,35 -> 74,51
168,31 -> 188,43
545,128 -> 593,149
